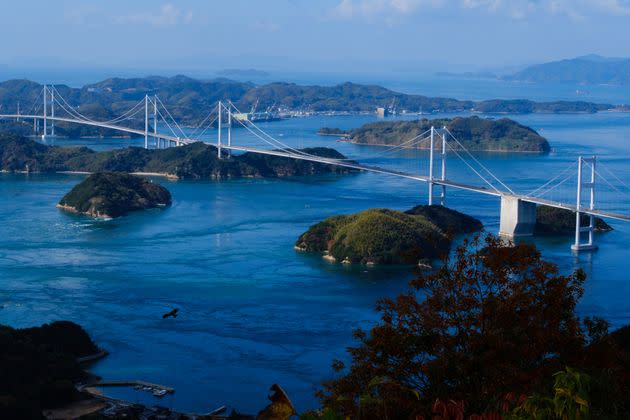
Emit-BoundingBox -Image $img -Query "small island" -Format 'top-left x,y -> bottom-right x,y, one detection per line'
318,116 -> 550,153
57,172 -> 172,219
295,205 -> 482,266
535,205 -> 613,235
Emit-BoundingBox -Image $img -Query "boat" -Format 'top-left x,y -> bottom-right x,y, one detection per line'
153,389 -> 168,397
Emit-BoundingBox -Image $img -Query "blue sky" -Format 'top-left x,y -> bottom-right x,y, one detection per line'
1,0 -> 629,80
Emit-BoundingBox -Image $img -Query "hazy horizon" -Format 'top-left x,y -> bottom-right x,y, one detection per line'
2,0 -> 630,85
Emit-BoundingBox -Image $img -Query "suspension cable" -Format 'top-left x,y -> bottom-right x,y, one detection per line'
525,161 -> 577,197
443,127 -> 515,194
227,101 -> 332,160
154,96 -> 188,140
445,141 -> 501,193
51,86 -> 146,124
598,161 -> 630,191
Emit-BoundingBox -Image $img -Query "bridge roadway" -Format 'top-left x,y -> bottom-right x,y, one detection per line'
1,114 -> 629,223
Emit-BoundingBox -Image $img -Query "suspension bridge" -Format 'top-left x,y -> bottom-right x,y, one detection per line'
1,85 -> 629,252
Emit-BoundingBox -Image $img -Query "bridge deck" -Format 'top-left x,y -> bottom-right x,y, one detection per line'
1,114 -> 628,222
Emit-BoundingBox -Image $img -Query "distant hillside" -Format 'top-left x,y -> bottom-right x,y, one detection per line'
322,116 -> 550,153
506,55 -> 630,85
0,76 -> 624,140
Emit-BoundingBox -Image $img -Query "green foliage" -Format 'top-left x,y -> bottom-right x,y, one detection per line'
509,367 -> 591,420
535,206 -> 612,236
296,207 -> 471,265
328,209 -> 449,264
296,205 -> 482,265
58,172 -> 172,218
346,116 -> 550,152
405,204 -> 483,235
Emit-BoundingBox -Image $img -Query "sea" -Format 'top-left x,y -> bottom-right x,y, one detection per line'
0,77 -> 629,414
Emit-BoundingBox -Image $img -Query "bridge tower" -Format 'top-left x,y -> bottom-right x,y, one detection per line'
227,102 -> 232,158
428,126 -> 447,206
217,101 -> 222,158
42,85 -> 47,139
50,87 -> 55,137
428,126 -> 435,205
144,95 -> 149,149
572,156 -> 598,252
153,96 -> 158,149
440,126 -> 447,206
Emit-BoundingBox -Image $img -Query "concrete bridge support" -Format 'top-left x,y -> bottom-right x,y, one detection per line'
499,196 -> 537,238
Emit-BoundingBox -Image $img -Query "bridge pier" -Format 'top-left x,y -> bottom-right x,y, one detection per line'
499,196 -> 537,238
572,156 -> 598,252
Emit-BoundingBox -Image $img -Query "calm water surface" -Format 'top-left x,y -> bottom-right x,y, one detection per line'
1,110 -> 629,413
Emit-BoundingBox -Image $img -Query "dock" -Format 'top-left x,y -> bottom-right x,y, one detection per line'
93,380 -> 175,394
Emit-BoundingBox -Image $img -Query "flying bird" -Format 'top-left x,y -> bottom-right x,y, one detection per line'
162,308 -> 179,319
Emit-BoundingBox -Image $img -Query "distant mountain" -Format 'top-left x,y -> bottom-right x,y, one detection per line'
0,76 -> 625,139
435,71 -> 498,80
506,55 -> 630,85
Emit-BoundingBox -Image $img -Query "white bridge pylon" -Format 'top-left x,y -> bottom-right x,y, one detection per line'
0,85 -> 629,252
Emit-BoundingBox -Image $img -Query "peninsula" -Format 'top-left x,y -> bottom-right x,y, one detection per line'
57,172 -> 172,219
319,116 -> 550,152
0,321 -> 101,418
295,205 -> 482,266
0,134 -> 358,179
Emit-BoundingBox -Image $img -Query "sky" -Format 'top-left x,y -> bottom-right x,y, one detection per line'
1,0 -> 629,83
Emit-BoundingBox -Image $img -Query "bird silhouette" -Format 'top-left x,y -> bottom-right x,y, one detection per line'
162,308 -> 178,319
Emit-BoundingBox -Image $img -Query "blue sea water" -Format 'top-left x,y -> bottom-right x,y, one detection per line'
1,104 -> 630,413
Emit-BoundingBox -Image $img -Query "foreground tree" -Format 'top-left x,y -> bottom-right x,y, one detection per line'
319,235 -> 595,418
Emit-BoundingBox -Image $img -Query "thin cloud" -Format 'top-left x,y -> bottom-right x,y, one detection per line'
331,0 -> 444,19
116,4 -> 193,26
330,0 -> 630,20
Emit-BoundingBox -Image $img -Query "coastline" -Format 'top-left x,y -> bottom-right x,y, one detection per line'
56,203 -> 114,220
337,139 -> 549,153
57,170 -> 179,180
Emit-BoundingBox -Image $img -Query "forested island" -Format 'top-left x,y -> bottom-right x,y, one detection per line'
0,76 -> 626,137
58,172 -> 172,218
320,116 -> 550,152
0,134 -> 357,179
295,205 -> 482,266
535,205 -> 613,235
